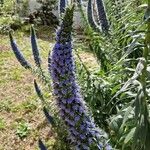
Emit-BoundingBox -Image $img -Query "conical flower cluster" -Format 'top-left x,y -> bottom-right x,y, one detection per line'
9,33 -> 31,69
49,6 -> 111,150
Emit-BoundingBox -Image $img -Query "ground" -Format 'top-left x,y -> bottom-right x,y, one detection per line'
0,28 -> 99,150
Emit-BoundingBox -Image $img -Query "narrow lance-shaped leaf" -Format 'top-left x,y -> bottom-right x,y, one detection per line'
38,139 -> 47,150
111,58 -> 145,100
31,26 -> 41,67
9,32 -> 31,69
124,127 -> 136,145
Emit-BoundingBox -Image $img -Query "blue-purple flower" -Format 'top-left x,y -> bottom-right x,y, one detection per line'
48,6 -> 111,150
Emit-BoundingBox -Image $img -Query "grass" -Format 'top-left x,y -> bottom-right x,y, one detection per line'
0,118 -> 5,130
0,32 -> 55,149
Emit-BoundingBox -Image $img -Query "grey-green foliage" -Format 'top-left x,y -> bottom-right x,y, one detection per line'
76,0 -> 150,149
113,2 -> 149,149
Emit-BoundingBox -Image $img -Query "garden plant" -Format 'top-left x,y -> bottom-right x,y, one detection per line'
0,0 -> 150,149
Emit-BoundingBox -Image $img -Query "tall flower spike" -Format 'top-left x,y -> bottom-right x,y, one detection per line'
96,0 -> 109,32
48,5 -> 112,150
59,0 -> 67,15
87,0 -> 101,32
31,26 -> 41,67
9,32 -> 31,69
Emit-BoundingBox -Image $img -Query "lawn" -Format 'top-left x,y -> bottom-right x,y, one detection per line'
0,30 -> 55,149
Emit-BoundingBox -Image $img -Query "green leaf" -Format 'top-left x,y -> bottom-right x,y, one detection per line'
119,106 -> 133,134
124,127 -> 136,144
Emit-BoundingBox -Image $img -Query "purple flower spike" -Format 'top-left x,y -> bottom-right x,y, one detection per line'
31,26 -> 41,67
96,0 -> 109,32
48,6 -> 112,150
87,0 -> 101,33
9,32 -> 31,69
59,0 -> 67,15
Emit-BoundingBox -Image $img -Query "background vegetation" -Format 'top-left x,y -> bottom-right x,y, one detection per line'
0,0 -> 150,149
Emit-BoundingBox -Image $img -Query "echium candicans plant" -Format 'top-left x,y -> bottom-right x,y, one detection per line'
95,0 -> 109,32
9,28 -> 71,149
87,0 -> 101,33
49,5 -> 112,150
